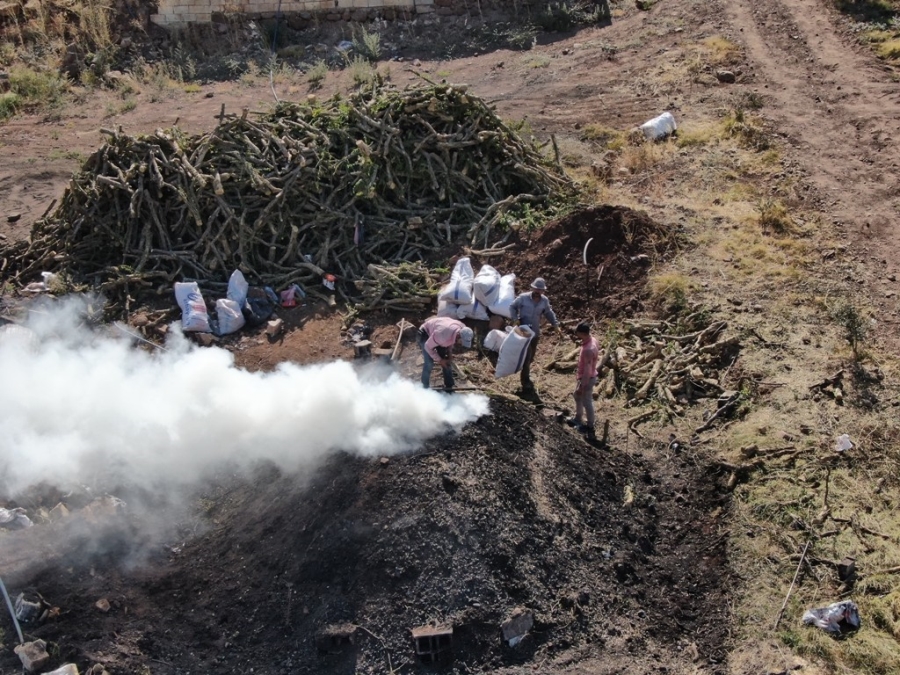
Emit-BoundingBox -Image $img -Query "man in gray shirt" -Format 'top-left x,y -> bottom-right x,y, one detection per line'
510,277 -> 560,393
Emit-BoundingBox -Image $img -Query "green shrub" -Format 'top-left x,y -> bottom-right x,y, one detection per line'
0,92 -> 21,120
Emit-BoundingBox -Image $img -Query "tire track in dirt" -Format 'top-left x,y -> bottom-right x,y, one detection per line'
725,0 -> 900,246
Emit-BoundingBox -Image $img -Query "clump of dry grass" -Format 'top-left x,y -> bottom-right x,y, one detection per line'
756,198 -> 793,235
723,107 -> 772,151
647,271 -> 693,314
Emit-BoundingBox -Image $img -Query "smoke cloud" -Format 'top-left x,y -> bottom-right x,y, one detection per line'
0,297 -> 490,497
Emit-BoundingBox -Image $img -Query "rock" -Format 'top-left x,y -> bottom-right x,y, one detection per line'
837,557 -> 856,581
196,332 -> 217,347
95,598 -> 111,613
49,502 -> 70,521
266,318 -> 284,337
716,70 -> 736,83
120,36 -> 132,49
379,457 -> 390,465
131,312 -> 150,327
46,665 -> 79,675
87,665 -> 110,675
500,607 -> 534,646
205,92 -> 214,98
14,640 -> 50,672
889,274 -> 896,282
7,212 -> 21,223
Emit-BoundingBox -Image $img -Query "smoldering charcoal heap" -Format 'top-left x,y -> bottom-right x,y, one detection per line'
0,83 -> 574,299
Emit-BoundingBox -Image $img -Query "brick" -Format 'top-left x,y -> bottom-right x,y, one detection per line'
415,3 -> 433,11
150,13 -> 167,23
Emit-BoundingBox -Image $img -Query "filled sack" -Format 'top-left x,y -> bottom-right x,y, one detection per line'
639,111 -> 677,141
495,325 -> 535,379
227,269 -> 250,306
457,298 -> 490,321
483,328 -> 508,353
473,264 -> 502,307
436,298 -> 458,318
489,273 -> 516,318
174,282 -> 211,333
438,257 -> 474,306
216,298 -> 246,335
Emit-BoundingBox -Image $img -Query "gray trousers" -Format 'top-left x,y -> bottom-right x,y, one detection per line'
574,377 -> 598,427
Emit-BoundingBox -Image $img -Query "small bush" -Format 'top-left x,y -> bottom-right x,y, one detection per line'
8,66 -> 66,111
307,60 -> 328,88
352,26 -> 382,62
0,92 -> 21,120
580,124 -> 626,151
833,300 -> 868,358
504,25 -> 538,50
348,55 -> 376,87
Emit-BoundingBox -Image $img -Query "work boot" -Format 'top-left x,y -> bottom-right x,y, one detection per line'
566,417 -> 581,428
578,424 -> 596,440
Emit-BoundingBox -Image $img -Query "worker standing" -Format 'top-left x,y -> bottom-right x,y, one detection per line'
509,277 -> 560,394
417,316 -> 474,391
567,322 -> 599,439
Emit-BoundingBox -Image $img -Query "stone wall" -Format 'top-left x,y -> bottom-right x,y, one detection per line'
150,0 -> 455,26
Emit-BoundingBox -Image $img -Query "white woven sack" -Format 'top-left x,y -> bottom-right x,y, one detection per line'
438,257 -> 475,305
489,273 -> 516,318
483,328 -> 508,353
457,298 -> 489,321
473,264 -> 501,307
495,325 -> 535,379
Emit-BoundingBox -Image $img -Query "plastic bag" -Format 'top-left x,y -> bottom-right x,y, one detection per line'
489,273 -> 517,318
473,264 -> 502,307
495,325 -> 534,379
457,298 -> 490,321
639,111 -> 677,141
227,269 -> 249,306
438,257 -> 474,306
802,601 -> 860,635
484,328 -> 508,353
174,282 -> 211,333
216,298 -> 246,335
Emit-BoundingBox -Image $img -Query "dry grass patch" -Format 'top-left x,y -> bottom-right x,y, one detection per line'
700,35 -> 741,66
647,271 -> 695,314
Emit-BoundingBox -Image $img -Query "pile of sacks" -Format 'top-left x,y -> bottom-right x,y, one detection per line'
436,257 -> 516,321
436,257 -> 534,379
173,270 -> 275,336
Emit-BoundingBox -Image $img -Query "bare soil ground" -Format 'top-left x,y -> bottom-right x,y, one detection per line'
4,0 -> 900,673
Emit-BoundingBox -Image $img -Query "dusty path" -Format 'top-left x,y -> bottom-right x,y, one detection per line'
725,0 -> 900,253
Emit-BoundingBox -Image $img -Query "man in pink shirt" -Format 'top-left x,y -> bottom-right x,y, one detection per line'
567,322 -> 599,439
417,316 -> 474,391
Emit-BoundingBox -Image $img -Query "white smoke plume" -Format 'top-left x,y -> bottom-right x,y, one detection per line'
0,296 -> 490,497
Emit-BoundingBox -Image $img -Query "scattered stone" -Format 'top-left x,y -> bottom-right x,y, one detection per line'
885,290 -> 896,298
837,557 -> 856,581
315,623 -> 356,652
7,212 -> 21,223
716,70 -> 736,83
46,665 -> 79,675
728,297 -> 743,306
196,332 -> 217,347
205,91 -> 214,98
266,318 -> 284,337
15,593 -> 43,623
95,598 -> 111,613
379,457 -> 390,465
87,665 -> 110,675
120,36 -> 132,48
131,312 -> 150,327
889,274 -> 897,282
562,48 -> 570,55
49,502 -> 70,521
14,640 -> 50,673
501,607 -> 534,646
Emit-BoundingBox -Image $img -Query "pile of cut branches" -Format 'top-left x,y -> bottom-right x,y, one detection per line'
0,82 -> 573,305
548,315 -> 741,429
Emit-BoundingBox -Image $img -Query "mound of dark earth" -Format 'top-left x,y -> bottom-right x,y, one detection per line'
499,205 -> 677,320
0,398 -> 727,674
